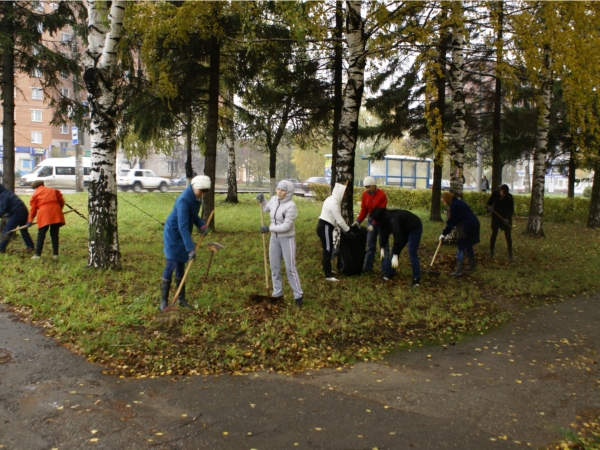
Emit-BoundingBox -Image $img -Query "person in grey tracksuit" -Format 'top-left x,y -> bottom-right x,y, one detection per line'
257,179 -> 303,306
317,182 -> 350,281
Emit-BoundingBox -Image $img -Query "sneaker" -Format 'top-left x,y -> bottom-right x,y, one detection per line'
295,297 -> 303,307
382,275 -> 391,282
52,255 -> 58,260
31,255 -> 41,259
411,278 -> 420,288
326,277 -> 339,282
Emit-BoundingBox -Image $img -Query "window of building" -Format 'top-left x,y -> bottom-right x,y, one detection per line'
22,160 -> 32,171
62,33 -> 72,42
60,88 -> 69,98
33,1 -> 44,12
31,110 -> 43,122
32,68 -> 42,78
31,88 -> 43,100
61,70 -> 69,80
31,131 -> 43,144
60,124 -> 69,134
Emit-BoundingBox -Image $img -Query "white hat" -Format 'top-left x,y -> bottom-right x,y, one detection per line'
363,176 -> 376,187
191,175 -> 211,190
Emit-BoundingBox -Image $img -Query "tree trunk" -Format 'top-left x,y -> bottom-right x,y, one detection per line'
448,2 -> 465,198
82,0 -> 126,269
224,90 -> 238,203
266,100 -> 290,196
1,1 -> 16,191
491,1 -> 504,191
203,37 -> 219,229
185,113 -> 193,179
567,151 -> 575,198
330,0 -> 344,188
587,158 -> 600,228
525,45 -> 552,237
337,0 -> 367,224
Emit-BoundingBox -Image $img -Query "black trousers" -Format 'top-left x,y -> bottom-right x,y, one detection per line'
490,222 -> 512,254
316,219 -> 335,278
36,224 -> 60,256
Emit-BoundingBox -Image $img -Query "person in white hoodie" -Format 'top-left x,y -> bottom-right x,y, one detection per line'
256,179 -> 304,306
316,182 -> 351,281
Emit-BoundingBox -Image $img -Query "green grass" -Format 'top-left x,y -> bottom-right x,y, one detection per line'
1,192 -> 600,377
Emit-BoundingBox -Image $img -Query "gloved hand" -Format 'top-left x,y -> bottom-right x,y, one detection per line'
352,220 -> 360,228
380,248 -> 385,259
367,225 -> 374,233
256,193 -> 265,203
26,222 -> 33,228
439,234 -> 445,241
260,225 -> 269,234
486,205 -> 493,213
392,254 -> 399,268
199,225 -> 208,236
503,219 -> 510,226
188,249 -> 196,261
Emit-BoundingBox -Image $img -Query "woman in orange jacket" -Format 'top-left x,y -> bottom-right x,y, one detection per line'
27,180 -> 66,259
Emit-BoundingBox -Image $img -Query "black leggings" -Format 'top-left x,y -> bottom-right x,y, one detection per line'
490,223 -> 512,254
36,224 -> 60,256
316,219 -> 335,278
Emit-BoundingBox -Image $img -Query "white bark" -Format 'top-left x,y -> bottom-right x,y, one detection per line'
526,45 -> 552,237
82,0 -> 126,269
449,2 -> 465,197
336,0 -> 367,223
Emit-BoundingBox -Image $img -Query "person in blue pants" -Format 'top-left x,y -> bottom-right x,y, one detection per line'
0,185 -> 35,254
371,207 -> 423,287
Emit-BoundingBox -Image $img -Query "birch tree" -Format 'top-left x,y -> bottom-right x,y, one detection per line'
82,0 -> 126,269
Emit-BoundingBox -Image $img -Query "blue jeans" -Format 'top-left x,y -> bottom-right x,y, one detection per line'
364,220 -> 382,272
162,259 -> 185,280
383,225 -> 422,279
456,246 -> 474,262
0,210 -> 34,252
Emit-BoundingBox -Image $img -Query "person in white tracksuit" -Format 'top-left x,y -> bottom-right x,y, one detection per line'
256,179 -> 304,306
316,183 -> 351,281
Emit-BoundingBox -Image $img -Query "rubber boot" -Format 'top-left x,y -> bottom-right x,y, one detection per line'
160,278 -> 171,311
466,257 -> 476,271
175,278 -> 193,309
450,260 -> 464,277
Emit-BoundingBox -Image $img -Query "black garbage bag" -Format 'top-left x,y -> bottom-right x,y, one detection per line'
337,226 -> 368,276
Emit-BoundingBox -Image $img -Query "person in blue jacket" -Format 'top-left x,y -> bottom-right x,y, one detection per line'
0,184 -> 35,254
439,192 -> 480,277
160,175 -> 210,311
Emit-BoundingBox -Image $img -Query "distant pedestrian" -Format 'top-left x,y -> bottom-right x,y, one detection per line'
439,192 -> 480,277
482,176 -> 490,193
317,182 -> 351,281
0,185 -> 35,254
257,179 -> 303,306
487,184 -> 514,261
28,181 -> 66,259
160,175 -> 210,311
353,176 -> 387,276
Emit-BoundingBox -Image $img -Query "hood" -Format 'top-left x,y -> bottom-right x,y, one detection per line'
371,207 -> 387,224
279,179 -> 295,203
331,182 -> 346,204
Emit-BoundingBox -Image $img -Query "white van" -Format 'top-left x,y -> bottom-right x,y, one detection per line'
20,157 -> 92,189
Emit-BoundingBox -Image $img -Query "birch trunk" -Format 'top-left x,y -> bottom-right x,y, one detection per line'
337,0 -> 367,223
82,0 -> 126,269
330,0 -> 344,188
203,37 -> 220,229
448,2 -> 465,198
1,1 -> 16,191
491,1 -> 504,191
525,45 -> 552,237
224,90 -> 238,204
587,158 -> 600,228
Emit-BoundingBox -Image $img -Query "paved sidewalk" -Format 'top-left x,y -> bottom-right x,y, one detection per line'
0,294 -> 598,449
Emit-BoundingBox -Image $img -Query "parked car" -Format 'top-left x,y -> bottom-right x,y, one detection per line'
429,179 -> 451,190
170,176 -> 187,187
117,169 -> 170,193
283,178 -> 301,189
300,176 -> 328,193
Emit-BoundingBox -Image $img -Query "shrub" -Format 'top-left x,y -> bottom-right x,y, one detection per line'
583,186 -> 592,198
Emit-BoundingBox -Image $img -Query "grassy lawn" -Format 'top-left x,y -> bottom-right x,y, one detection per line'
1,192 -> 599,377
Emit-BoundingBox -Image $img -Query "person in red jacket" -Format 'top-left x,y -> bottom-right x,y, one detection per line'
352,176 -> 387,275
27,180 -> 66,259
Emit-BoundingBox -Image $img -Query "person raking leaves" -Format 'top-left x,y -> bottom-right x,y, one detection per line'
0,184 -> 35,254
160,175 -> 210,311
371,207 -> 423,287
27,180 -> 66,259
257,179 -> 303,307
487,184 -> 514,261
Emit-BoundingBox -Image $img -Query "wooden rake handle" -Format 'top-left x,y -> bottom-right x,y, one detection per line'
166,210 -> 214,310
429,239 -> 443,268
260,202 -> 270,296
492,210 -> 513,229
6,209 -> 76,233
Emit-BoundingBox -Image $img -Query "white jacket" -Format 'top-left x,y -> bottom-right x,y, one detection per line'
319,183 -> 350,232
261,179 -> 298,237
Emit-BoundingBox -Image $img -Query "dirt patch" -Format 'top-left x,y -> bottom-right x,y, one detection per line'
0,348 -> 13,364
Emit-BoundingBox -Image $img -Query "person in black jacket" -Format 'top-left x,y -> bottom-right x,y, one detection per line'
371,207 -> 422,287
487,184 -> 514,261
0,185 -> 35,254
